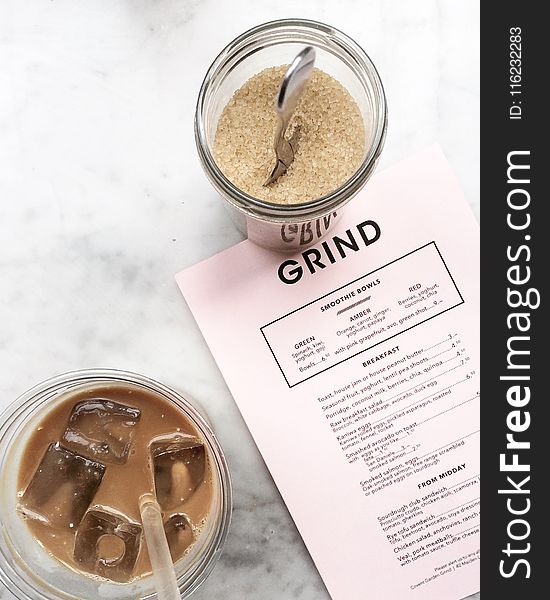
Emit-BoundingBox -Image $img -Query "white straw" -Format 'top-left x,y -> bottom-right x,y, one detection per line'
139,494 -> 180,600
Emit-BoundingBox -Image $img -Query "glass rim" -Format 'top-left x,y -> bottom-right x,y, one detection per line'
194,17 -> 388,221
0,368 -> 233,600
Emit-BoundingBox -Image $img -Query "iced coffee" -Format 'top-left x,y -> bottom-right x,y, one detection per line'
16,382 -> 213,583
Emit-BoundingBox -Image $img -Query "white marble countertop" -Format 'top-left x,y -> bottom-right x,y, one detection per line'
0,1 -> 479,599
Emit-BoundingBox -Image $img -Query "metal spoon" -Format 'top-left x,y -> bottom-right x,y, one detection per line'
264,46 -> 316,186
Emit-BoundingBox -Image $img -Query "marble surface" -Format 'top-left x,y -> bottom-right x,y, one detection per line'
0,1 -> 479,599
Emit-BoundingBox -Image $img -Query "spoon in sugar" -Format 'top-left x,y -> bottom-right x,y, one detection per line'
264,46 -> 316,186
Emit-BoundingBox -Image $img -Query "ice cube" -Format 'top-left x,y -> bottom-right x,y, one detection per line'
19,442 -> 105,529
62,398 -> 141,464
150,434 -> 206,510
164,513 -> 195,560
74,507 -> 142,582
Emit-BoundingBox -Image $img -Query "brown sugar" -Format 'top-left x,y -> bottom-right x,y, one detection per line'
213,66 -> 365,204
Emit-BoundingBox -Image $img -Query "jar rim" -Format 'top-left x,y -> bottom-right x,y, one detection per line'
0,369 -> 232,600
195,18 -> 388,221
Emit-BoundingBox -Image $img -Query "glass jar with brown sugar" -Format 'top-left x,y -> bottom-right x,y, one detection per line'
195,19 -> 387,252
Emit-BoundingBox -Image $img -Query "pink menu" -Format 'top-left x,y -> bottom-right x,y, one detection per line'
176,146 -> 480,600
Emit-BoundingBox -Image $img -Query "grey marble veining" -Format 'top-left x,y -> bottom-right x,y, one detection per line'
0,1 -> 479,599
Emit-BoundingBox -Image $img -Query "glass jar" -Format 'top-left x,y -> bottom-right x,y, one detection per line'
195,18 -> 387,252
0,369 -> 232,600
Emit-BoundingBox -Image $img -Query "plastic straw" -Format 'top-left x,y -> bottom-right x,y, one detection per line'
139,494 -> 180,600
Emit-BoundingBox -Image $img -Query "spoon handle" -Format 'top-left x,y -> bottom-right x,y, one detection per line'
276,46 -> 316,126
